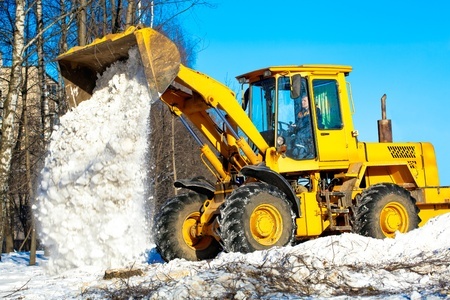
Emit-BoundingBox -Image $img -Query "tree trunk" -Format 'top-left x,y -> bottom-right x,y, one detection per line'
77,0 -> 87,45
125,0 -> 135,28
3,198 -> 13,253
29,0 -> 45,265
59,0 -> 68,53
24,88 -> 36,265
37,1 -> 49,144
0,0 -> 25,256
150,0 -> 154,28
110,0 -> 117,33
113,0 -> 122,33
102,0 -> 107,34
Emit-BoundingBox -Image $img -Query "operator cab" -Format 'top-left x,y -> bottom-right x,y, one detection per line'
237,65 -> 354,164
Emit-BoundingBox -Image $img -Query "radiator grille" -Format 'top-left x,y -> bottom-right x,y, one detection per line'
388,146 -> 416,159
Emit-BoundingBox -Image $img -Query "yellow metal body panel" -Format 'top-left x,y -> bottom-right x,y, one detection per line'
420,143 -> 440,186
357,142 -> 442,189
417,185 -> 450,226
295,192 -> 327,237
422,186 -> 450,204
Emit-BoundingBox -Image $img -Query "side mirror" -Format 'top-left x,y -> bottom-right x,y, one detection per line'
290,74 -> 301,99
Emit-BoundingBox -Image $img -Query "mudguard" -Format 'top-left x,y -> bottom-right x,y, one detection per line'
241,163 -> 301,216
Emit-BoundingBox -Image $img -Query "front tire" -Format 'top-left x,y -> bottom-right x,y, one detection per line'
219,182 -> 296,254
353,183 -> 421,238
155,192 -> 221,261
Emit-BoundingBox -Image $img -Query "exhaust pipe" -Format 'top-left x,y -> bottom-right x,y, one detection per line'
377,94 -> 392,142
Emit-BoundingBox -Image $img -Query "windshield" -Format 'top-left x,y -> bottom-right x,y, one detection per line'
278,76 -> 315,159
248,75 -> 316,159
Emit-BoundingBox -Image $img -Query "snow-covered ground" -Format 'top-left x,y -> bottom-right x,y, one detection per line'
1,48 -> 449,299
1,215 -> 450,299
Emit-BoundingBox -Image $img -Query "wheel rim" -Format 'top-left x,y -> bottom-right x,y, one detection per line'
250,204 -> 283,246
182,212 -> 213,251
379,201 -> 409,237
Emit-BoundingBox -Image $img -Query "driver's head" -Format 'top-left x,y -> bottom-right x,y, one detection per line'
301,95 -> 309,110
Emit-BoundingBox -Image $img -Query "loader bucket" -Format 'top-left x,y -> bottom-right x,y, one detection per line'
57,26 -> 181,108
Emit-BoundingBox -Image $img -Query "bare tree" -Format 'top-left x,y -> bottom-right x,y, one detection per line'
125,0 -> 135,28
0,0 -> 68,256
110,0 -> 117,32
29,0 -> 46,265
101,0 -> 107,34
112,0 -> 122,33
58,1 -> 68,53
77,0 -> 87,45
0,0 -> 26,258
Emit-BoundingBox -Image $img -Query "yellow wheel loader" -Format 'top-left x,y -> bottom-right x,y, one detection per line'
57,26 -> 450,262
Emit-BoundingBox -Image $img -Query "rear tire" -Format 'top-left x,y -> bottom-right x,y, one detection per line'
353,183 -> 421,238
219,182 -> 296,254
155,192 -> 221,261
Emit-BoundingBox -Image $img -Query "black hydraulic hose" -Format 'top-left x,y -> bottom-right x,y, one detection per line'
213,107 -> 239,140
179,115 -> 204,146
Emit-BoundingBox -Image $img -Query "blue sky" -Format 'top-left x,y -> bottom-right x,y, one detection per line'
180,0 -> 450,185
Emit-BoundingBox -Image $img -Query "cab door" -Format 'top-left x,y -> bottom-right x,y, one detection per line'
310,77 -> 349,162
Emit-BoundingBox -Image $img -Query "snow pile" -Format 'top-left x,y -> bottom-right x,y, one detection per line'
34,48 -> 152,273
2,213 -> 450,300
111,213 -> 450,299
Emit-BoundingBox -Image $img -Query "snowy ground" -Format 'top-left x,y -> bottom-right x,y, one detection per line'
1,48 -> 449,299
1,213 -> 450,299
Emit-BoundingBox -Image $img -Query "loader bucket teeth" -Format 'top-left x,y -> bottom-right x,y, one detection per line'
57,26 -> 181,108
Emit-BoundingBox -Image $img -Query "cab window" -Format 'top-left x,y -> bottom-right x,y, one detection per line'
313,79 -> 342,130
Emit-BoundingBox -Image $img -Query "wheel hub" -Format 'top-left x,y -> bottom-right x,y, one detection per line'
182,212 -> 212,250
250,204 -> 282,245
380,202 -> 409,237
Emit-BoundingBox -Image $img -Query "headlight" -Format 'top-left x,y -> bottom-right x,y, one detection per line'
277,136 -> 285,146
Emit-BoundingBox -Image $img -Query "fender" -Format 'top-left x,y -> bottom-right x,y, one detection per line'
241,163 -> 301,216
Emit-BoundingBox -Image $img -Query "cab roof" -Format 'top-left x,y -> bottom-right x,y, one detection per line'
236,65 -> 353,83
